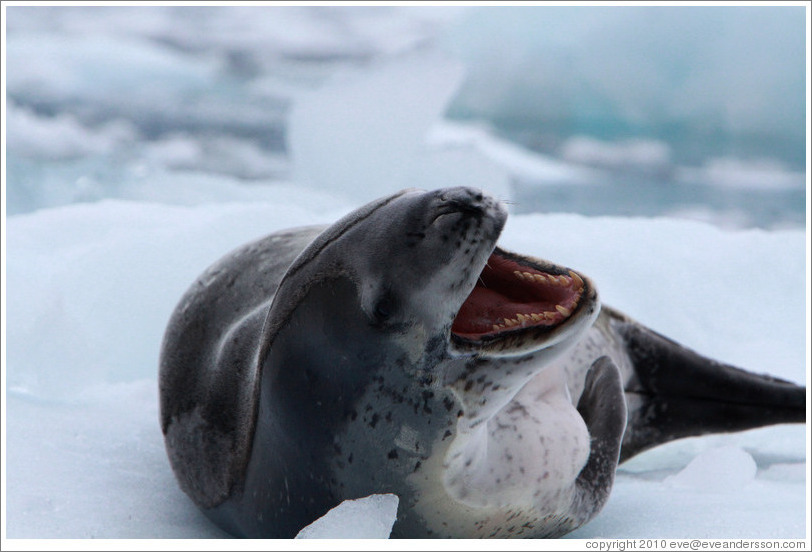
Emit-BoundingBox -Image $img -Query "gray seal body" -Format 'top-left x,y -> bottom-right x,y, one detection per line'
159,187 -> 805,538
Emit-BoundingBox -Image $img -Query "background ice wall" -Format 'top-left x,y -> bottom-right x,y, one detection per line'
4,5 -> 807,226
445,6 -> 807,169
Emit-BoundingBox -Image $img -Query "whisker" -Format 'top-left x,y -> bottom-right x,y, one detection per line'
478,260 -> 492,287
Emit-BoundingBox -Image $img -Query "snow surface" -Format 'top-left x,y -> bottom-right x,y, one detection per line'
2,4 -> 809,546
4,190 -> 808,541
663,446 -> 757,493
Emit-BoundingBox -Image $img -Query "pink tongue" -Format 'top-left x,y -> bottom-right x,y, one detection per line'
451,286 -> 561,337
449,251 -> 584,340
452,287 -> 507,334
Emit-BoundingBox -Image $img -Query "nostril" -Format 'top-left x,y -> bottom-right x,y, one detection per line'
427,188 -> 501,226
435,187 -> 488,211
453,198 -> 485,215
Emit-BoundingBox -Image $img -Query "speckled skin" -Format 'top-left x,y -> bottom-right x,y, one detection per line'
160,187 -> 805,538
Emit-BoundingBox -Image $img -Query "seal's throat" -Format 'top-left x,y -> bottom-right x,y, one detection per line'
451,248 -> 587,341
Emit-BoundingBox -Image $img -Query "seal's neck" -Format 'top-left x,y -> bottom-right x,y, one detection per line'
261,277 -> 384,440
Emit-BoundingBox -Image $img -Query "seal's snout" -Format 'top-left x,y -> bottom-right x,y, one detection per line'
430,187 -> 504,221
438,186 -> 485,209
437,186 -> 484,203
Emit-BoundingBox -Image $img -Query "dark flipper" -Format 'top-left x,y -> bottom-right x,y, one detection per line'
618,322 -> 806,462
571,356 -> 627,524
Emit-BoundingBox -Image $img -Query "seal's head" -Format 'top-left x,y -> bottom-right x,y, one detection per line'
264,186 -> 599,370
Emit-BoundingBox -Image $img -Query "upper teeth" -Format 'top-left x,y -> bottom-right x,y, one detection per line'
486,268 -> 587,333
513,269 -> 585,294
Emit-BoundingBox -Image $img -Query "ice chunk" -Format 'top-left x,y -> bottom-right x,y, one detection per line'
682,157 -> 806,190
288,50 -> 465,203
559,135 -> 672,177
6,32 -> 214,102
665,446 -> 757,492
6,100 -> 136,160
295,494 -> 399,539
426,121 -> 594,191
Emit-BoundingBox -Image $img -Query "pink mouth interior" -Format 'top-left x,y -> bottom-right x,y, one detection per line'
451,251 -> 585,340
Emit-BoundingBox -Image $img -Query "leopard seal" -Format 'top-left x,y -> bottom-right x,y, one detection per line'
159,186 -> 805,538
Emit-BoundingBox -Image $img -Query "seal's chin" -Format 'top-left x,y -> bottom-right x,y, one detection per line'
450,247 -> 593,354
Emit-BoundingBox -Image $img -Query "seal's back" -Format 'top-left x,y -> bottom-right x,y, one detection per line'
159,227 -> 322,508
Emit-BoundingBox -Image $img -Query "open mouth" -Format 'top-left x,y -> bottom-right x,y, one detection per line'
451,247 -> 588,344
